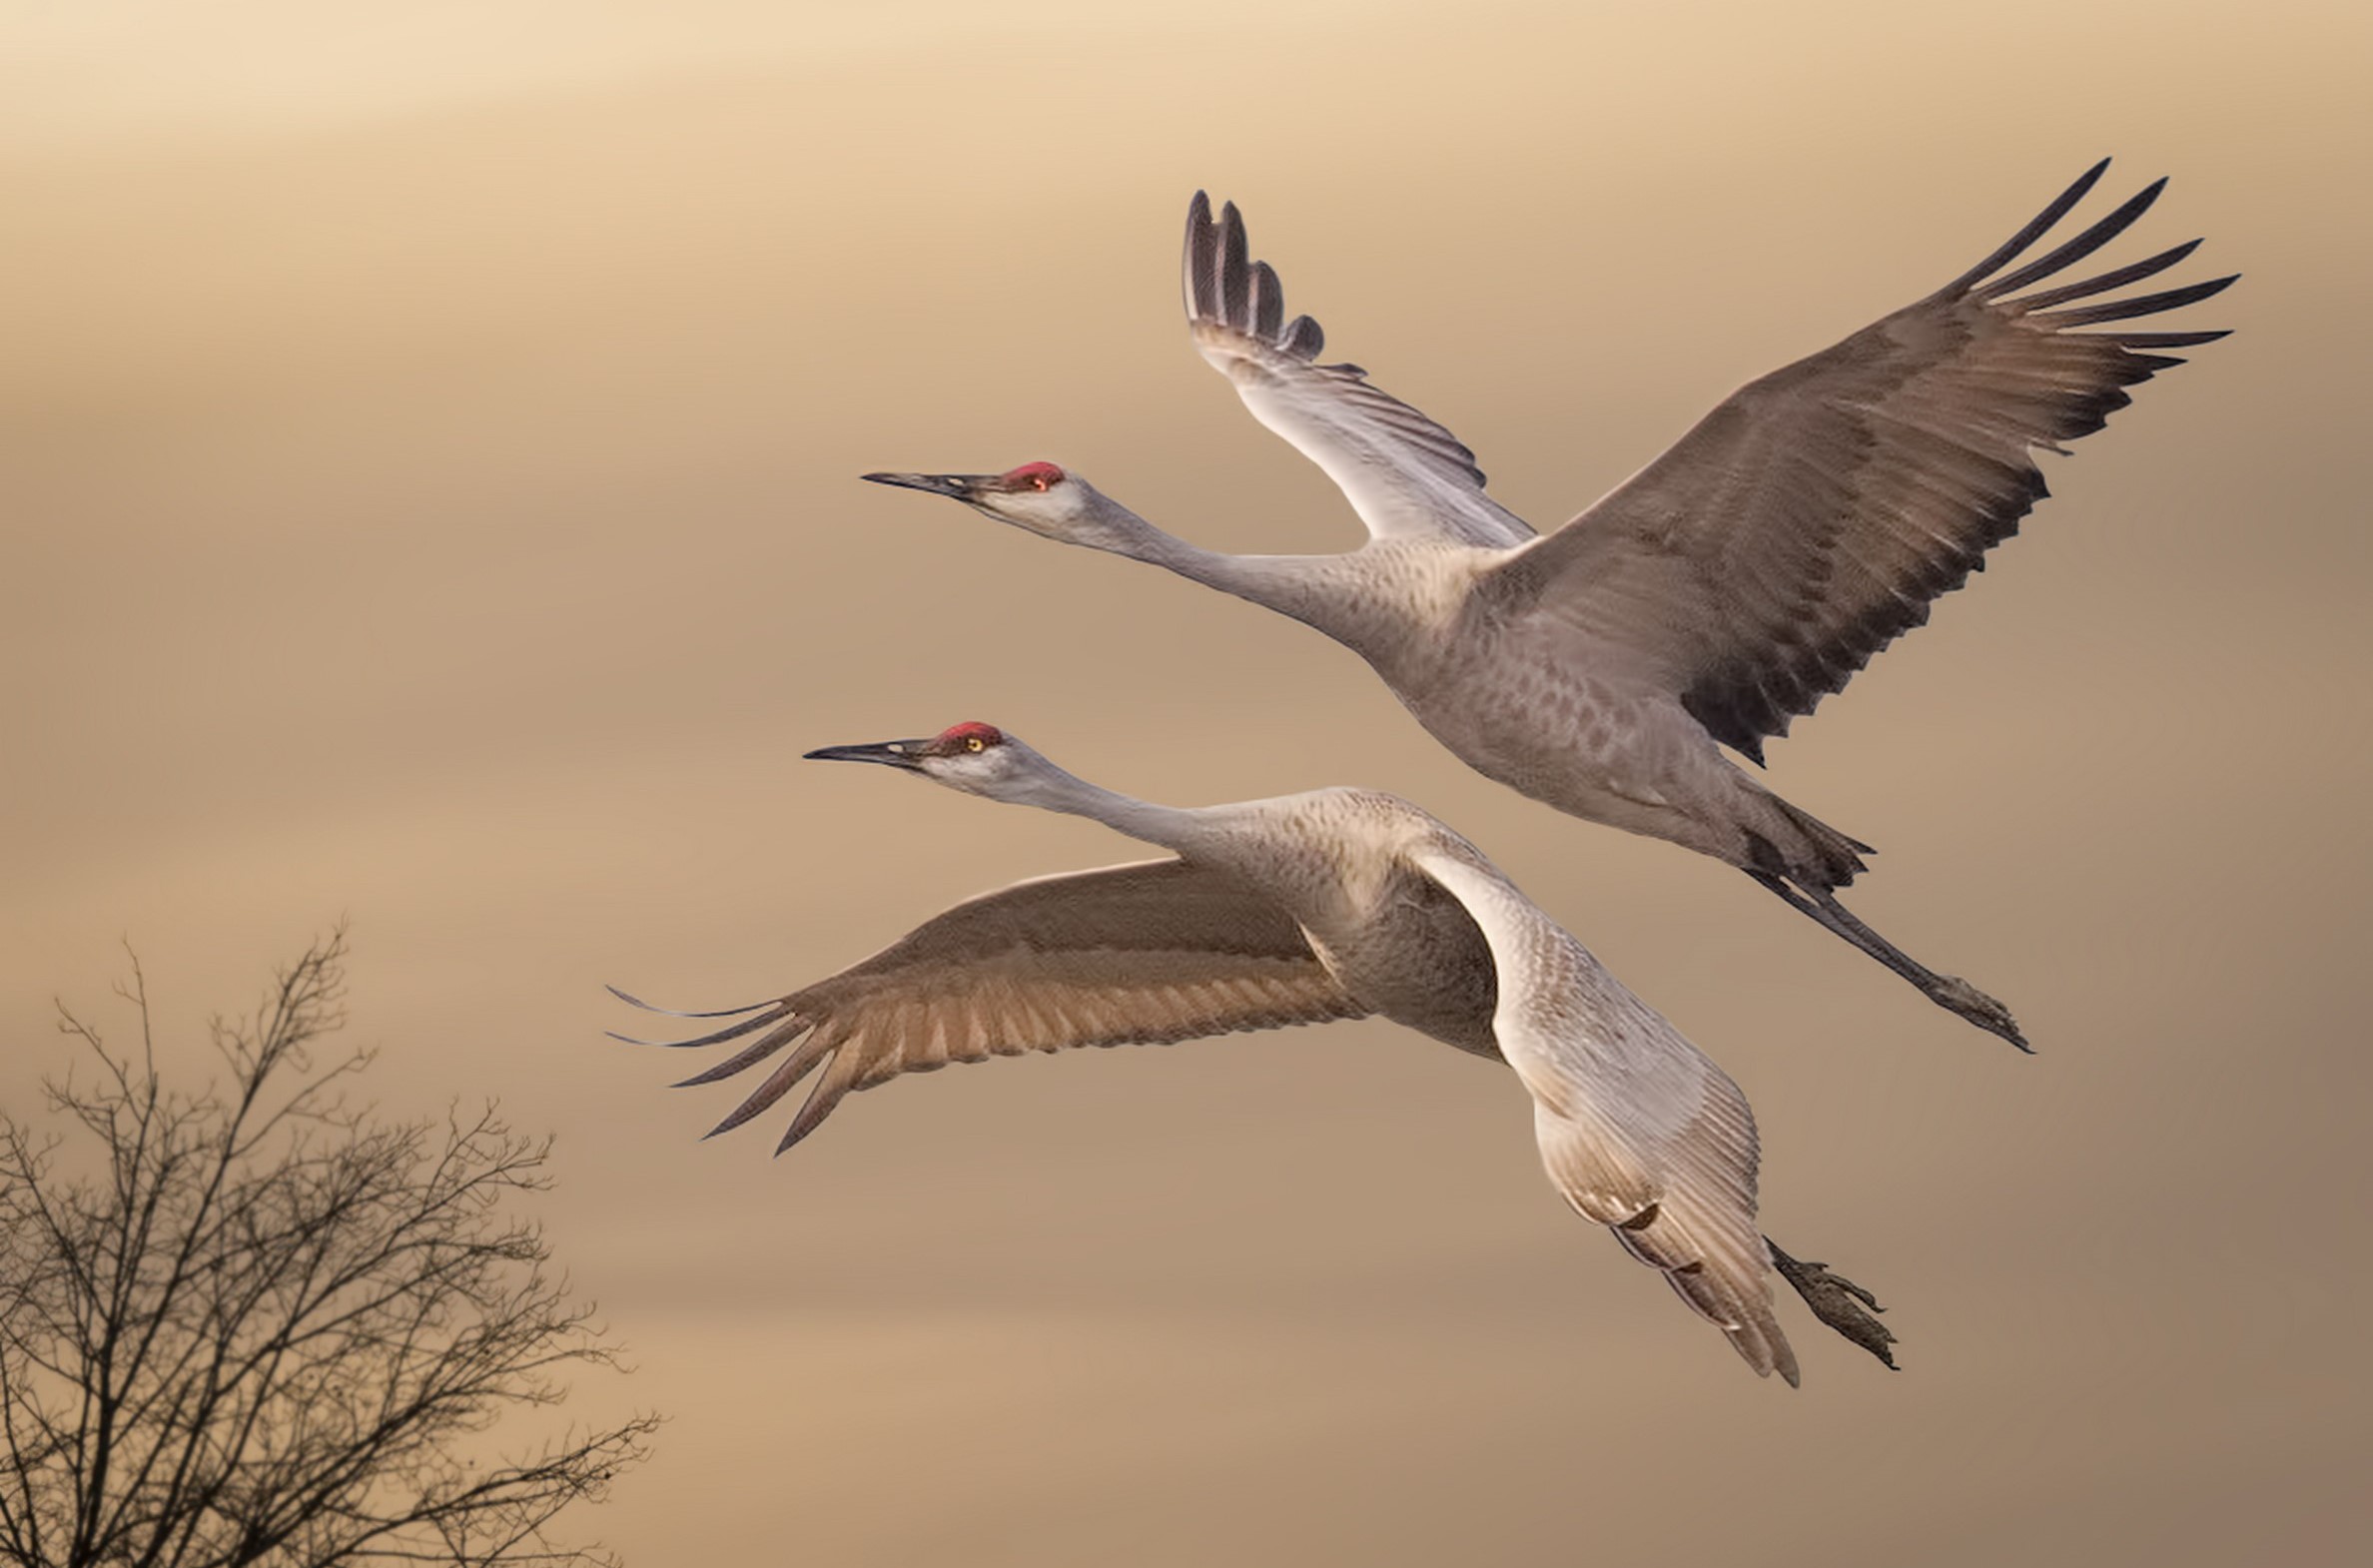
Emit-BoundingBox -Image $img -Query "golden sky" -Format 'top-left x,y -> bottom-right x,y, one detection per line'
5,2 -> 2369,1563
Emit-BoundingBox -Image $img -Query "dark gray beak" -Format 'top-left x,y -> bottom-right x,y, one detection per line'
862,472 -> 984,500
803,739 -> 930,771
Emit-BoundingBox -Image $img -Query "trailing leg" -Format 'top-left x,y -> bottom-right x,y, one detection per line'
1766,1237 -> 1899,1370
1748,870 -> 2029,1051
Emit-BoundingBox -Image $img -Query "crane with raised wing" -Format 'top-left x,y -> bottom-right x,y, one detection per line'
864,163 -> 2235,1050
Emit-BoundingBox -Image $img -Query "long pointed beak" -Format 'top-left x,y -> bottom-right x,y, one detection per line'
803,739 -> 930,771
862,471 -> 983,499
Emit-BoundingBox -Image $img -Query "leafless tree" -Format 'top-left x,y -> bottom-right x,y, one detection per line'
0,930 -> 658,1567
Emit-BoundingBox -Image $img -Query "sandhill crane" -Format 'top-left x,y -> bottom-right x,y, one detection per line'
864,163 -> 2235,1051
612,721 -> 1899,1384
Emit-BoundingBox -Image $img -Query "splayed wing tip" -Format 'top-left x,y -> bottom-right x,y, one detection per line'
1942,159 -> 2115,296
2035,272 -> 2238,329
1976,177 -> 2170,302
606,983 -> 776,1019
2007,236 -> 2204,313
609,1009 -> 791,1052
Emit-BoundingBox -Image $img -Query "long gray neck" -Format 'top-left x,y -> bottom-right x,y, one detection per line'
989,754 -> 1218,856
1075,489 -> 1348,634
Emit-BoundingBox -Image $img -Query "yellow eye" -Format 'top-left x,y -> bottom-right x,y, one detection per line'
966,736 -> 985,752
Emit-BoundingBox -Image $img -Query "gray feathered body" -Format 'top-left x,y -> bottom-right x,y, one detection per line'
1278,545 -> 1868,888
1169,787 -> 1505,1059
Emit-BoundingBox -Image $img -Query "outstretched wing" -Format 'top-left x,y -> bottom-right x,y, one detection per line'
1481,161 -> 2236,763
1412,846 -> 1796,1385
1182,192 -> 1534,549
611,858 -> 1367,1154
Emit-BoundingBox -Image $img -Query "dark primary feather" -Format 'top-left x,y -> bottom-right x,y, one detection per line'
605,1007 -> 785,1051
1185,192 -> 1329,367
2009,239 -> 2200,312
617,858 -> 1368,1155
1940,157 -> 2109,294
1973,174 -> 2166,299
1485,162 -> 2236,763
606,985 -> 775,1021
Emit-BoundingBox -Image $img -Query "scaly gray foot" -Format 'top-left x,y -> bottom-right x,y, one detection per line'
1767,1238 -> 1899,1370
1931,975 -> 2029,1053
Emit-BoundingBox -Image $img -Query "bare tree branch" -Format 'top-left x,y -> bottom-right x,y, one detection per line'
1,931 -> 659,1568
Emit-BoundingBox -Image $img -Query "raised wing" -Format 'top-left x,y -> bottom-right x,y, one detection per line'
1182,192 -> 1534,549
1482,161 -> 2236,763
1413,847 -> 1795,1384
611,858 -> 1367,1154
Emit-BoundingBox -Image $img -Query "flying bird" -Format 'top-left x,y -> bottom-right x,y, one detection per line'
613,721 -> 1899,1384
863,163 -> 2235,1050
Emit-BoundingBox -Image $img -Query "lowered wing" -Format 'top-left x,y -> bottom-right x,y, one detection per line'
612,858 -> 1367,1154
1413,846 -> 1796,1384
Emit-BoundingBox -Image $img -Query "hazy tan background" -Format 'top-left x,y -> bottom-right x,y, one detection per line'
6,2 -> 2368,1562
